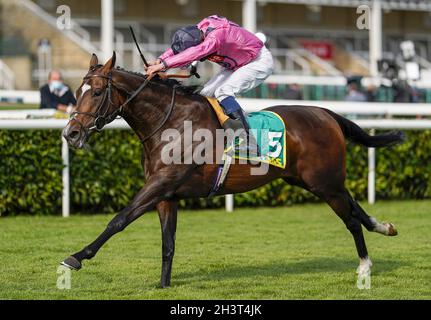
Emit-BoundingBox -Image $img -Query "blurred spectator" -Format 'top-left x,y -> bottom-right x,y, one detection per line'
40,70 -> 76,112
284,84 -> 303,100
365,85 -> 377,102
345,82 -> 367,102
392,80 -> 415,103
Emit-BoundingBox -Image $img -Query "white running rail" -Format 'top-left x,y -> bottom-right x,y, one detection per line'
2,91 -> 431,115
0,105 -> 430,216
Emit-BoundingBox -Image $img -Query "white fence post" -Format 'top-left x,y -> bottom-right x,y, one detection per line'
225,194 -> 234,212
61,136 -> 70,217
368,129 -> 376,204
101,0 -> 114,62
242,0 -> 257,33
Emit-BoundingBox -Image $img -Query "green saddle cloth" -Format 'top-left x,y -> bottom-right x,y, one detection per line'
233,110 -> 287,169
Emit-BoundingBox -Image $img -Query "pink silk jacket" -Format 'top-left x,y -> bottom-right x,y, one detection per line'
159,15 -> 263,71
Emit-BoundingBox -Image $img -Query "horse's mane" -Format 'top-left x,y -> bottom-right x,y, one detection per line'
113,66 -> 201,96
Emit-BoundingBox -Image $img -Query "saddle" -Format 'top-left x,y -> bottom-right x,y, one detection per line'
206,97 -> 229,126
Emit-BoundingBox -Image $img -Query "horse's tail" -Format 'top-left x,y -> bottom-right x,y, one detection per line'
323,108 -> 406,148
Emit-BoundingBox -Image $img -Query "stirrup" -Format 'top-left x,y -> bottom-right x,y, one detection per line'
233,137 -> 260,157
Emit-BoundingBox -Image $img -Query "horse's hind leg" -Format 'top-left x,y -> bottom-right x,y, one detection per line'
157,200 -> 178,288
283,177 -> 372,274
347,193 -> 398,236
321,189 -> 374,276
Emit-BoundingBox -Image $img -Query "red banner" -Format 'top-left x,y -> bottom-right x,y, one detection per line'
299,40 -> 334,60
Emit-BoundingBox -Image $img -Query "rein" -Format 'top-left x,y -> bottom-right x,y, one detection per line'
141,84 -> 178,143
71,72 -> 180,144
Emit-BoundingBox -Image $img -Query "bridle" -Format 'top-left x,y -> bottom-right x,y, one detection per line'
71,72 -> 144,133
70,71 -> 178,143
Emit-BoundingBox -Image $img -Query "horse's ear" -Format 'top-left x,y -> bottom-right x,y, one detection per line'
89,53 -> 98,69
101,51 -> 116,74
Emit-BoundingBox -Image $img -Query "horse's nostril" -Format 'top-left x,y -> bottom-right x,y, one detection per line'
68,130 -> 80,141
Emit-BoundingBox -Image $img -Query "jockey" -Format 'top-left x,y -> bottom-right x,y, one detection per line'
146,15 -> 274,150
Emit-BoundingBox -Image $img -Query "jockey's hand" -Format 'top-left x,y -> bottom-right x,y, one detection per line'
146,63 -> 165,77
145,59 -> 161,70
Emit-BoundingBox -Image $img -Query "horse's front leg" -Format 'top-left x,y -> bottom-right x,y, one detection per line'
61,175 -> 178,270
157,200 -> 178,288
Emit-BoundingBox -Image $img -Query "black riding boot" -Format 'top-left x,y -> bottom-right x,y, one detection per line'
222,109 -> 260,157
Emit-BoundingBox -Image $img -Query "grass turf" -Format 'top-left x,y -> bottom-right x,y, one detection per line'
0,200 -> 430,300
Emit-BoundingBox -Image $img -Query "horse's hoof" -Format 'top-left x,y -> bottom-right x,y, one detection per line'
388,224 -> 398,236
61,256 -> 82,270
385,222 -> 398,236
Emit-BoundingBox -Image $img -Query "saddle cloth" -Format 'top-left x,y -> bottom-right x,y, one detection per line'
206,97 -> 287,169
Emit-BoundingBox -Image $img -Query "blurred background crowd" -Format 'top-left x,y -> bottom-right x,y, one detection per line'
1,0 -> 431,107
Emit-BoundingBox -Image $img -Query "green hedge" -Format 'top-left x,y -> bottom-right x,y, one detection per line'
1,129 -> 430,215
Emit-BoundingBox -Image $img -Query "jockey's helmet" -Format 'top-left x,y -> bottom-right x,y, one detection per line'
171,26 -> 203,54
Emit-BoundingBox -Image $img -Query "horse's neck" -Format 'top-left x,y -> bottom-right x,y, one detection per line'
115,73 -> 212,152
123,83 -> 176,149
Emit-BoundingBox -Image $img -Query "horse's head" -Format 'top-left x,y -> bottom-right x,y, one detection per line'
63,52 -> 123,148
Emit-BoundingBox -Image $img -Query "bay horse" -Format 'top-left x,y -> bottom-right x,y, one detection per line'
61,53 -> 403,288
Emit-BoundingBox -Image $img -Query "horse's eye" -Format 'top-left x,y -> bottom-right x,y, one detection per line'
93,90 -> 102,97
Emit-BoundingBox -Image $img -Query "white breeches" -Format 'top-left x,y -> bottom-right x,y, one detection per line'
200,46 -> 274,101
